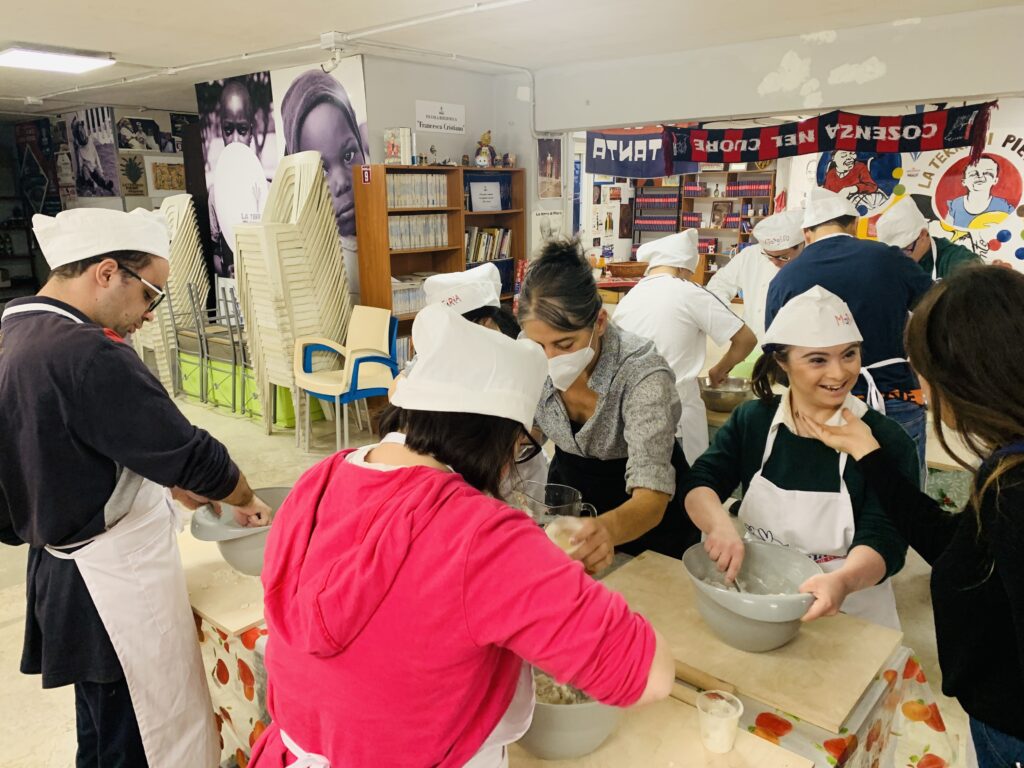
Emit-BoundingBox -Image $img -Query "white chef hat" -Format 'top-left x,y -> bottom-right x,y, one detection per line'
423,262 -> 502,314
637,229 -> 700,274
762,286 -> 863,349
32,208 -> 170,270
875,198 -> 928,249
802,186 -> 859,229
754,210 -> 805,251
391,304 -> 547,430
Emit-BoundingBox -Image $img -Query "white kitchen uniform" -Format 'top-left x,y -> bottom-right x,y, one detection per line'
736,391 -> 900,629
22,301 -> 219,768
706,244 -> 780,342
614,274 -> 743,465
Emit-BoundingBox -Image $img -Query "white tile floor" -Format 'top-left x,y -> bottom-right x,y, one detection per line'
0,397 -> 970,767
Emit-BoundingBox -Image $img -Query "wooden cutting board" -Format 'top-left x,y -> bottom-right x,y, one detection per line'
509,697 -> 812,767
178,530 -> 265,636
601,552 -> 902,734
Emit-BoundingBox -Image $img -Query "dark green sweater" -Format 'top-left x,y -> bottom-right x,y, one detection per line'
918,237 -> 979,279
680,396 -> 918,577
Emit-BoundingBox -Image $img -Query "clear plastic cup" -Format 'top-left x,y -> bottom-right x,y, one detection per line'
696,690 -> 744,754
544,516 -> 589,556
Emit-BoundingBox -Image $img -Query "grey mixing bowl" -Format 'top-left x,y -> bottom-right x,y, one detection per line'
682,540 -> 823,652
190,487 -> 291,576
517,699 -> 623,759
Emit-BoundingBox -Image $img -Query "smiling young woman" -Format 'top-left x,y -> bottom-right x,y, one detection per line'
681,287 -> 919,630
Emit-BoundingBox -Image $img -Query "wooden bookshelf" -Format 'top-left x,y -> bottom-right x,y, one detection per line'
354,165 -> 525,334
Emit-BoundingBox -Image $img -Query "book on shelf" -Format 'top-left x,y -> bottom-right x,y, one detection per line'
386,173 -> 449,208
698,237 -> 718,255
383,128 -> 412,165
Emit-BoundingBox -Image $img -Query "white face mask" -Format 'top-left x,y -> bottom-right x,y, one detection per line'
548,327 -> 596,391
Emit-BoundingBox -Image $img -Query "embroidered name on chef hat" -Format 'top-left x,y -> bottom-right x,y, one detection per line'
423,262 -> 502,313
762,285 -> 864,349
753,210 -> 805,251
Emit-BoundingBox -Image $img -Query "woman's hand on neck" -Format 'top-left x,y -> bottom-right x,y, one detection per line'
788,389 -> 842,437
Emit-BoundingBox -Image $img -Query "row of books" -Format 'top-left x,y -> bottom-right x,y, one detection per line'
395,336 -> 412,368
722,214 -> 743,229
680,212 -> 703,229
388,214 -> 449,250
633,217 -> 678,232
682,182 -> 708,197
386,173 -> 449,209
741,203 -> 772,216
698,238 -> 718,255
634,192 -> 678,208
465,226 -> 512,263
725,180 -> 772,197
391,273 -> 434,315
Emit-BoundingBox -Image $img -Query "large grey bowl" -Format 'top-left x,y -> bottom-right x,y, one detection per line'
190,487 -> 291,576
698,376 -> 753,413
518,699 -> 623,760
682,540 -> 823,652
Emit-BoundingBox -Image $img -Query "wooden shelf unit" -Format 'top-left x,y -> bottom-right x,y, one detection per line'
354,165 -> 526,330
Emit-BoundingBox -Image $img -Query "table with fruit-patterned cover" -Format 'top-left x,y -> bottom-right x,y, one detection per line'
739,645 -> 956,768
194,614 -> 270,768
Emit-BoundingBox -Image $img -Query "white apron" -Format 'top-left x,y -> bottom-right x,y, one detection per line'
280,662 -> 535,768
737,394 -> 900,630
859,358 -> 909,415
16,301 -> 218,768
677,379 -> 710,466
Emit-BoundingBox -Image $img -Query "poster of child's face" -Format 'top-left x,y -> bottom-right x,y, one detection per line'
933,153 -> 1022,230
271,57 -> 369,239
66,107 -> 120,198
194,71 -> 278,277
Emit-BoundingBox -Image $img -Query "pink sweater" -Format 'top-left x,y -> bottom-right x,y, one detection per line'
249,451 -> 655,767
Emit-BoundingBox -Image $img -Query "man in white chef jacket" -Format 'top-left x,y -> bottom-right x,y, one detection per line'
706,210 -> 805,342
614,229 -> 757,465
0,208 -> 271,768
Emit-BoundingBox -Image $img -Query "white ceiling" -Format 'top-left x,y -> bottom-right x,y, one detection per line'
0,0 -> 1020,120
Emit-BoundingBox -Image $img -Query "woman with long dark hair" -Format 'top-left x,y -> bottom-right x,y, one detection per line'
250,305 -> 674,767
799,266 -> 1024,766
518,238 -> 699,573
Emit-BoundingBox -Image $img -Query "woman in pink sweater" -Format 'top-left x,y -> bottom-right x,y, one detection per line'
249,305 -> 675,768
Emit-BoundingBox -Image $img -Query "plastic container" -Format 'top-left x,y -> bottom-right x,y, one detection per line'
696,690 -> 743,753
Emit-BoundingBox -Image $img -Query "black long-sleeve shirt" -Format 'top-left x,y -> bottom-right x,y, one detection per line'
858,449 -> 1024,738
0,297 -> 240,686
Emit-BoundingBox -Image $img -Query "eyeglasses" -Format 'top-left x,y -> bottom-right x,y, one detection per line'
118,265 -> 166,313
515,428 -> 544,465
763,250 -> 791,263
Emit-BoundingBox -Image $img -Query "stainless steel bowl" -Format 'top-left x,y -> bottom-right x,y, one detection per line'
698,376 -> 753,413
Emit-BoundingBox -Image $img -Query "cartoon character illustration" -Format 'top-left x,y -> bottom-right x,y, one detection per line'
946,155 -> 1015,228
824,150 -> 879,197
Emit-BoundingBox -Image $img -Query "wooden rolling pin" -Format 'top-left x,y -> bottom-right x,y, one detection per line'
670,681 -> 698,707
674,660 -> 735,694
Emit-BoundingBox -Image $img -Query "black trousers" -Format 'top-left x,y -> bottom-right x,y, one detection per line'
74,677 -> 148,767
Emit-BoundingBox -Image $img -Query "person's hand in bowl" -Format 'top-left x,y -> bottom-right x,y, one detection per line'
232,494 -> 273,527
798,409 -> 880,460
171,487 -> 222,516
704,518 -> 745,583
707,363 -> 730,388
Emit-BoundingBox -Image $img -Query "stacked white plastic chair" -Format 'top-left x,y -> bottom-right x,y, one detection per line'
133,194 -> 209,392
234,150 -> 352,436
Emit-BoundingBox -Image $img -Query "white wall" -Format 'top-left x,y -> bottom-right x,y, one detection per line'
533,6 -> 1024,131
362,56 -> 499,164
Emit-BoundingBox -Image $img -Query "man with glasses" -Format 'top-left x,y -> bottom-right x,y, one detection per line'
876,197 -> 978,280
0,208 -> 271,767
707,209 -> 805,342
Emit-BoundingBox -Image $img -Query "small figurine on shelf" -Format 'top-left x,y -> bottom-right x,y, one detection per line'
461,153 -> 471,167
429,145 -> 438,165
502,153 -> 517,168
418,152 -> 428,166
475,130 -> 498,167
712,184 -> 721,197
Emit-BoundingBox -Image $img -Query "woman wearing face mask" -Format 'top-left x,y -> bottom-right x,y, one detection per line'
518,239 -> 700,574
280,70 -> 369,294
799,267 -> 1024,766
250,305 -> 675,768
681,287 -> 917,629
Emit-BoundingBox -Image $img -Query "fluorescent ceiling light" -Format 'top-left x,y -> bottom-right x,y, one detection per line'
0,47 -> 115,74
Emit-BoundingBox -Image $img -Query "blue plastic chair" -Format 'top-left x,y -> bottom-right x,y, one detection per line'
293,307 -> 399,451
